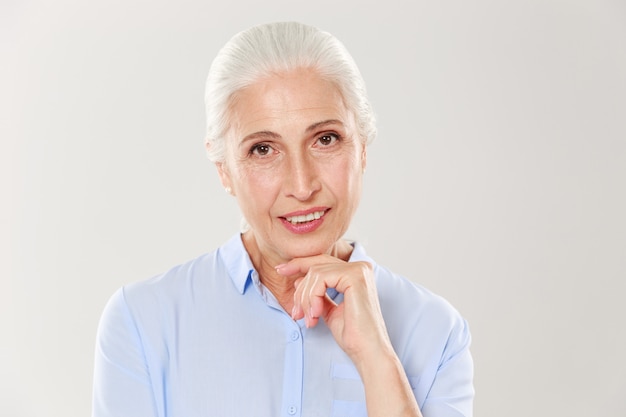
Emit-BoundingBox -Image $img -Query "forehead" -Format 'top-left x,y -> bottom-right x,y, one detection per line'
227,69 -> 354,137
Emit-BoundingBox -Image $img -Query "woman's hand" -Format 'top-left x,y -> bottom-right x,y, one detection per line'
276,255 -> 423,417
275,255 -> 392,368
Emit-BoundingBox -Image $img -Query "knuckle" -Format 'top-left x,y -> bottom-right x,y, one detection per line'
358,261 -> 373,272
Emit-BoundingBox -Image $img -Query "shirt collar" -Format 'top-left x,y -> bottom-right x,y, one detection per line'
219,234 -> 255,294
347,241 -> 374,265
218,234 -> 376,295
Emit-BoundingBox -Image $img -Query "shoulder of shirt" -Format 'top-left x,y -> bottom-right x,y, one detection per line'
111,234 -> 251,312
370,261 -> 471,361
117,249 -> 220,310
376,262 -> 460,315
350,242 -> 458,314
351,241 -> 466,336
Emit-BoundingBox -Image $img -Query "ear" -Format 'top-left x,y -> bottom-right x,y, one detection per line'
360,143 -> 367,173
206,140 -> 235,195
215,161 -> 234,195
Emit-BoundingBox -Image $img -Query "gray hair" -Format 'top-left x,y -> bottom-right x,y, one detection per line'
204,22 -> 376,162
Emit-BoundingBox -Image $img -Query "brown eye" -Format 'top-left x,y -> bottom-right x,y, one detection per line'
250,143 -> 273,156
318,133 -> 339,146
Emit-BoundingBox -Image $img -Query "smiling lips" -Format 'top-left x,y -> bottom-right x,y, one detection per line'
280,208 -> 329,233
285,209 -> 327,225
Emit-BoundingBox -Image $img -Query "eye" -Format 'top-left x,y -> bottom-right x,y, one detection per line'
250,143 -> 274,157
317,133 -> 340,147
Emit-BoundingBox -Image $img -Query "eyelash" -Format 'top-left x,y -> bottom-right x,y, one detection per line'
317,132 -> 341,146
247,132 -> 342,157
249,143 -> 273,157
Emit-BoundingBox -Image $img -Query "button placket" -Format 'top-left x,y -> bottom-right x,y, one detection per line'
282,321 -> 303,417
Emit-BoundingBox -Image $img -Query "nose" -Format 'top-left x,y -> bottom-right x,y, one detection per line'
285,152 -> 321,201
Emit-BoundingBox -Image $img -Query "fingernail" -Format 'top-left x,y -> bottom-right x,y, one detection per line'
291,305 -> 297,319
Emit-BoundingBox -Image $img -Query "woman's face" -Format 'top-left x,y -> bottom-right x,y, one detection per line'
217,68 -> 366,264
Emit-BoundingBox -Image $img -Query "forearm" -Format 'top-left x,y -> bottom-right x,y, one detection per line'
356,347 -> 423,417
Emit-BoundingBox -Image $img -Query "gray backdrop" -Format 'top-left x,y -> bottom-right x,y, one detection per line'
2,0 -> 625,416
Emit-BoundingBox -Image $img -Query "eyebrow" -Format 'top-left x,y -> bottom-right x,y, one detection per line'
240,130 -> 280,145
305,119 -> 345,133
239,119 -> 345,148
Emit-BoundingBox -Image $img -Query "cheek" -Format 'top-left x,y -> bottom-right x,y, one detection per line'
323,157 -> 362,199
331,148 -> 363,181
234,166 -> 282,207
227,150 -> 281,193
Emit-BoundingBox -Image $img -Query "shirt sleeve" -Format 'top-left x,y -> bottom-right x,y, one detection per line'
92,288 -> 159,417
420,317 -> 474,417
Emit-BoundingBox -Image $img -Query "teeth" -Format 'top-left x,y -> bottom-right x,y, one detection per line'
286,210 -> 325,224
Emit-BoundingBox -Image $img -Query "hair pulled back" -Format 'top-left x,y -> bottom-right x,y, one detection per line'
204,21 -> 376,162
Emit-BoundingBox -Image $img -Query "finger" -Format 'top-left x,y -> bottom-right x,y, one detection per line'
291,278 -> 305,320
298,270 -> 318,327
300,291 -> 336,328
307,286 -> 325,327
292,268 -> 323,327
300,267 -> 338,328
275,255 -> 343,277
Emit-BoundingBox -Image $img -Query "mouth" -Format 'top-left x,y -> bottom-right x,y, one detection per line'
282,209 -> 328,225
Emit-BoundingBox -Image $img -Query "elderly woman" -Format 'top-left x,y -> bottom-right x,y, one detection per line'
92,22 -> 473,417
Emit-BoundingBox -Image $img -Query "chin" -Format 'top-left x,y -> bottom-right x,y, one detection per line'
279,235 -> 339,259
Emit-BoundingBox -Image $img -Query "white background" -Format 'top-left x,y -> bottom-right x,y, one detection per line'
2,0 -> 625,416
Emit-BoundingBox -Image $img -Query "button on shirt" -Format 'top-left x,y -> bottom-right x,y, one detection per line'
92,234 -> 474,417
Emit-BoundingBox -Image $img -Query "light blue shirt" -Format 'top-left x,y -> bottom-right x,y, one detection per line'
93,234 -> 473,417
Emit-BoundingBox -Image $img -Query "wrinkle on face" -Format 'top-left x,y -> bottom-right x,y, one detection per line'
216,68 -> 366,268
